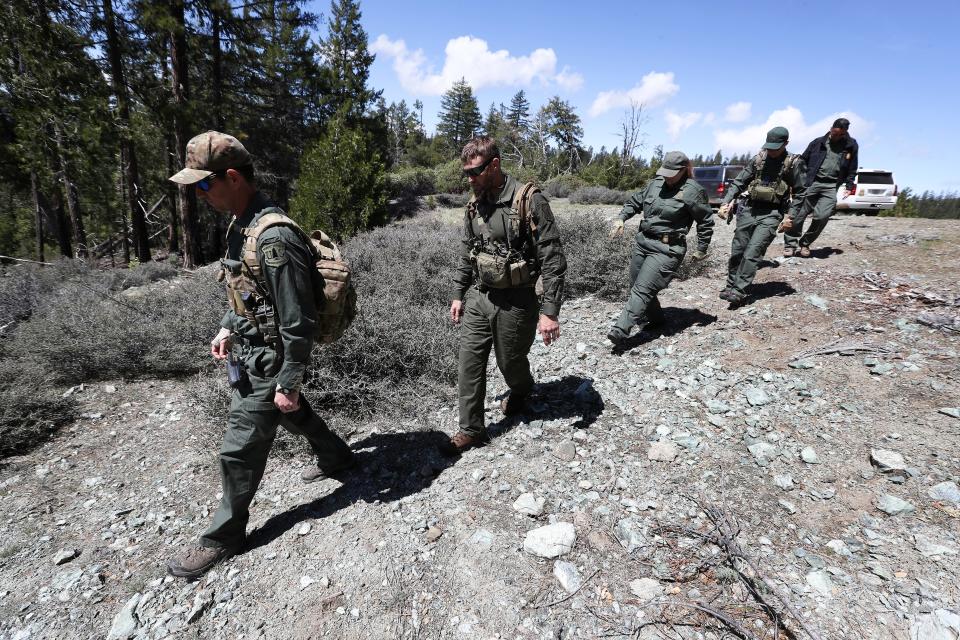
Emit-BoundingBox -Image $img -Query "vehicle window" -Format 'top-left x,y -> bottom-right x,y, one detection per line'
723,166 -> 744,180
857,172 -> 894,185
695,168 -> 720,180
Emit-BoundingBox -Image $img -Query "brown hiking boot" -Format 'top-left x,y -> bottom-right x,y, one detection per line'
167,545 -> 235,579
439,431 -> 489,457
301,454 -> 356,484
799,246 -> 811,258
499,393 -> 530,416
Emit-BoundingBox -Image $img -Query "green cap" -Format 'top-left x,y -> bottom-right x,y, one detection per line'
762,126 -> 789,150
656,150 -> 690,178
168,131 -> 252,185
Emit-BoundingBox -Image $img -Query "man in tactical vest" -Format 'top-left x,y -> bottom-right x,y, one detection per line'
784,118 -> 859,257
443,136 -> 567,456
165,131 -> 354,578
718,126 -> 807,304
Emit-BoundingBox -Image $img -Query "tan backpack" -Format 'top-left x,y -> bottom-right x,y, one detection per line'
238,209 -> 356,344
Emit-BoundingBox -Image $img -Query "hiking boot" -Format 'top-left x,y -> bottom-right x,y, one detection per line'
719,289 -> 745,304
439,431 -> 489,457
500,393 -> 530,416
301,454 -> 356,484
799,246 -> 811,258
783,247 -> 795,257
606,326 -> 629,347
167,545 -> 236,579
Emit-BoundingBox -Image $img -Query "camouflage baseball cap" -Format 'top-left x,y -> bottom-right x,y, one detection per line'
168,131 -> 251,185
656,150 -> 690,178
762,126 -> 789,150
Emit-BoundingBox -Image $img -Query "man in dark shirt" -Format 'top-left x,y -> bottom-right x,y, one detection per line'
784,118 -> 859,257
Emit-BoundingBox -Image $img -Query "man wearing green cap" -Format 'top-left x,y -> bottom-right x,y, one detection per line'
717,127 -> 807,304
165,131 -> 355,578
607,150 -> 714,347
784,118 -> 859,257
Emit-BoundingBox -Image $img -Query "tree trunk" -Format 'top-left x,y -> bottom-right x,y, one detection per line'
51,190 -> 72,258
102,0 -> 150,263
30,171 -> 45,262
169,0 -> 202,268
118,148 -> 131,264
165,135 -> 180,254
53,123 -> 87,258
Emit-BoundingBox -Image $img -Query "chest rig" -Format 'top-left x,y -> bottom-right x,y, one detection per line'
466,182 -> 540,289
747,152 -> 798,205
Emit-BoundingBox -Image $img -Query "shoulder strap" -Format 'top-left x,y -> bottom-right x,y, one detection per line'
240,208 -> 312,279
753,152 -> 766,174
511,181 -> 541,234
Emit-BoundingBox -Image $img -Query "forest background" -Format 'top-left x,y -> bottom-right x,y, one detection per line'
2,0 -> 957,267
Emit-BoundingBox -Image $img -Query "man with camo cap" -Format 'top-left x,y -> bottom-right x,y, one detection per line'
165,131 -> 354,578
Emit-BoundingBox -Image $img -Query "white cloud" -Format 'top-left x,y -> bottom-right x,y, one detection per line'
588,71 -> 679,117
723,101 -> 751,123
713,107 -> 871,155
665,111 -> 702,139
702,112 -> 716,125
371,34 -> 582,95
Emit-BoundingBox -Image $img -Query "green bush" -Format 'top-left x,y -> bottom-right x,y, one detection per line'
558,212 -> 630,300
434,192 -> 469,208
385,167 -> 436,201
0,259 -> 90,327
542,174 -> 586,199
433,159 -> 468,194
5,270 -> 224,383
569,186 -> 630,205
0,360 -> 75,459
291,113 -> 388,241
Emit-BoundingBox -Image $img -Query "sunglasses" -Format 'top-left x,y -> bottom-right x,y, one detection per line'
462,156 -> 495,178
197,172 -> 225,192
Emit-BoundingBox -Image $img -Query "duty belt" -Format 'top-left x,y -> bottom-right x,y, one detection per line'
643,230 -> 686,245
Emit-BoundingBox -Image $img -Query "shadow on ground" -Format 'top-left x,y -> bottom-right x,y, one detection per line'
728,281 -> 797,309
613,307 -> 718,352
489,374 -> 604,438
808,247 -> 843,259
245,429 -> 454,552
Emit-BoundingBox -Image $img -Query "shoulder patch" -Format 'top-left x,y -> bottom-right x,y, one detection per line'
261,241 -> 288,267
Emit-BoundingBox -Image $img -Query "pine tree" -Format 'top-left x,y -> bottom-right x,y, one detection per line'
436,78 -> 481,154
542,97 -> 583,174
507,90 -> 530,131
319,0 -> 380,122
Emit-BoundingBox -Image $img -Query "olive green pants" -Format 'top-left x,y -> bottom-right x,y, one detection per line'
725,204 -> 781,295
200,346 -> 352,550
458,287 -> 539,436
612,234 -> 684,333
784,181 -> 837,249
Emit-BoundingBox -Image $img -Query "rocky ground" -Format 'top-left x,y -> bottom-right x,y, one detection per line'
1,210 -> 959,640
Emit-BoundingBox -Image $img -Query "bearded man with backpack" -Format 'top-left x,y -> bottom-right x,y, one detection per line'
717,126 -> 807,305
442,136 -> 567,456
166,131 -> 355,578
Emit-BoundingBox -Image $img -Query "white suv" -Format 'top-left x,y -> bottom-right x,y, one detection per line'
836,169 -> 897,214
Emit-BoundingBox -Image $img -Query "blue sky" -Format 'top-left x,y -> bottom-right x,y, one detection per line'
309,0 -> 958,193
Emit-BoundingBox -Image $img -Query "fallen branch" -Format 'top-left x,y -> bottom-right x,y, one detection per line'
792,337 -> 899,360
530,568 -> 600,609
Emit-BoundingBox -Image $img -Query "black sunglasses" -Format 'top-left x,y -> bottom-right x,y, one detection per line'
197,172 -> 225,192
462,156 -> 495,178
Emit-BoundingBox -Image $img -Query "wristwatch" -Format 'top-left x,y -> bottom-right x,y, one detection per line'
277,386 -> 297,395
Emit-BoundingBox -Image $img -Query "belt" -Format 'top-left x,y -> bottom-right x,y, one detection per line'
642,230 -> 686,245
814,176 -> 837,183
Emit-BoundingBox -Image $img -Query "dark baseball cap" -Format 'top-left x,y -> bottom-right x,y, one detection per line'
656,150 -> 690,178
168,131 -> 252,185
762,126 -> 789,150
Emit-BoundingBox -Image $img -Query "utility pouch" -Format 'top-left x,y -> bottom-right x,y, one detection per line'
226,352 -> 247,389
748,183 -> 780,204
509,259 -> 533,287
472,251 -> 512,289
255,303 -> 280,345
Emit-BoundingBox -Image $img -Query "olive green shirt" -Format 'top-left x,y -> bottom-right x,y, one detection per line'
815,137 -> 844,182
221,192 -> 318,391
722,153 -> 808,217
453,175 -> 567,316
619,176 -> 714,252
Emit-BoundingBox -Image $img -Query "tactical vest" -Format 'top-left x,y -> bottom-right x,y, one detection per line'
746,152 -> 799,205
219,208 -> 356,345
466,182 -> 541,290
